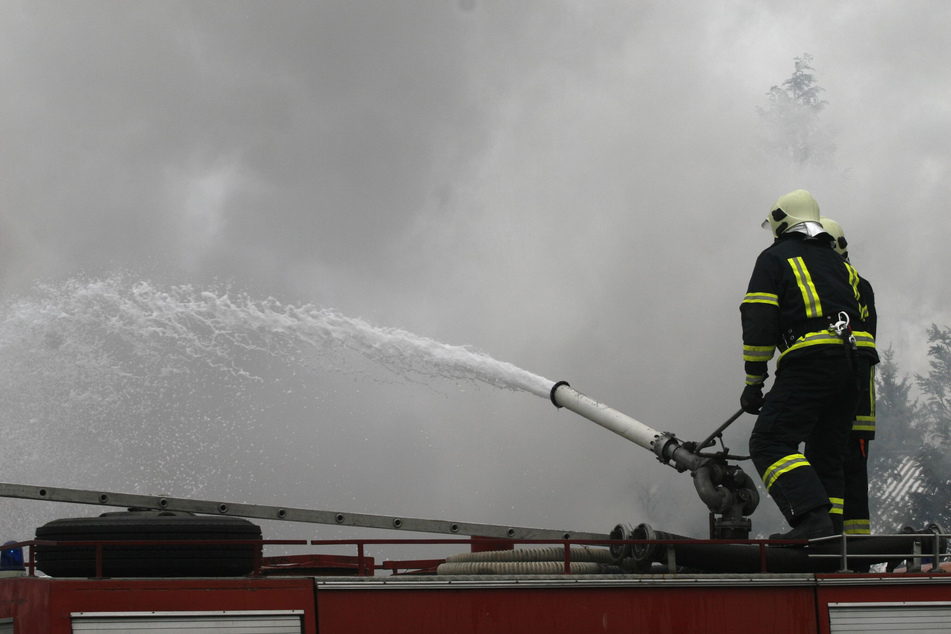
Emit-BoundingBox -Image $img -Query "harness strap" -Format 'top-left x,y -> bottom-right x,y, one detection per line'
780,314 -> 867,353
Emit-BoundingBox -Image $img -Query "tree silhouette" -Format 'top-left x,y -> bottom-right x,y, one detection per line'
757,54 -> 836,167
909,326 -> 951,528
870,328 -> 951,532
869,348 -> 921,531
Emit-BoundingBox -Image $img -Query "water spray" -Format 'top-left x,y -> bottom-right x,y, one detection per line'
549,381 -> 759,539
2,276 -> 760,539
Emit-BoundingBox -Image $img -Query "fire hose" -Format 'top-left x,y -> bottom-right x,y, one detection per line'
549,381 -> 758,538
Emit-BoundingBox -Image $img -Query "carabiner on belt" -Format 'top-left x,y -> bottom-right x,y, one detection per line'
830,311 -> 857,349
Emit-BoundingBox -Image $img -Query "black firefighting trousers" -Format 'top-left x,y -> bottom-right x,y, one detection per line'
843,438 -> 871,534
749,351 -> 859,528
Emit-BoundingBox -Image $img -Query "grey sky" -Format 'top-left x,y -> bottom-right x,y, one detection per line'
0,1 -> 948,544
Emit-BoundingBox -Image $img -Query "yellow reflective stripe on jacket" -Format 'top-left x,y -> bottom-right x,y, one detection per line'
788,257 -> 822,318
829,497 -> 844,516
854,367 -> 875,432
746,373 -> 767,386
852,330 -> 876,350
763,454 -> 810,491
778,330 -> 877,364
743,344 -> 775,363
844,262 -> 861,302
844,519 -> 870,535
742,292 -> 779,306
777,331 -> 843,361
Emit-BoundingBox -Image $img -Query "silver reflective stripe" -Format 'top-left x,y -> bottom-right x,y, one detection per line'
742,291 -> 779,306
828,602 -> 951,632
762,453 -> 810,490
0,617 -> 11,634
70,610 -> 303,633
852,330 -> 876,348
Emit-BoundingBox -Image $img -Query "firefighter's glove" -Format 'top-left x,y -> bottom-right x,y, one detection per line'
740,384 -> 764,415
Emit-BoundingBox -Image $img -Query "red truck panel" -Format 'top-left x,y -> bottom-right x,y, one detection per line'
0,576 -> 318,634
316,583 -> 818,634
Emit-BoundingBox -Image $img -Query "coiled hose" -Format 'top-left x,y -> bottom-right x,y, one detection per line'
436,546 -> 614,575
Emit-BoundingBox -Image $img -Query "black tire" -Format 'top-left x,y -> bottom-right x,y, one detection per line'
34,512 -> 262,578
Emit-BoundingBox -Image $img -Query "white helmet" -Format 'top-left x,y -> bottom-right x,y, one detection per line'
762,189 -> 821,238
819,216 -> 849,258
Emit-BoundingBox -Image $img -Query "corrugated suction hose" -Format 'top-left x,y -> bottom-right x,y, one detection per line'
436,546 -> 614,575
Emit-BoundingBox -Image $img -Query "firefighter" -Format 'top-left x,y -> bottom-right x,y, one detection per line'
740,190 -> 878,541
820,216 -> 877,538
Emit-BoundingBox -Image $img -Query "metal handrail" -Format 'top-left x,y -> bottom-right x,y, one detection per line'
7,532 -> 948,578
807,532 -> 949,573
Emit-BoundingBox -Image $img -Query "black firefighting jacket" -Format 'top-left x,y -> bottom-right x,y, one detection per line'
740,232 -> 879,388
852,275 -> 877,439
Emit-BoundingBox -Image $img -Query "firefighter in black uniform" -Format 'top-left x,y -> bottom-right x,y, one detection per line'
820,216 -> 877,538
740,190 -> 878,541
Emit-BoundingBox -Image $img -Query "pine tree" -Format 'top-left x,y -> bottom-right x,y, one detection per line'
869,348 -> 921,531
909,325 -> 951,529
757,54 -> 836,167
871,328 -> 951,531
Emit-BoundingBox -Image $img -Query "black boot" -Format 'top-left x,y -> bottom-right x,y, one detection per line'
769,508 -> 834,545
